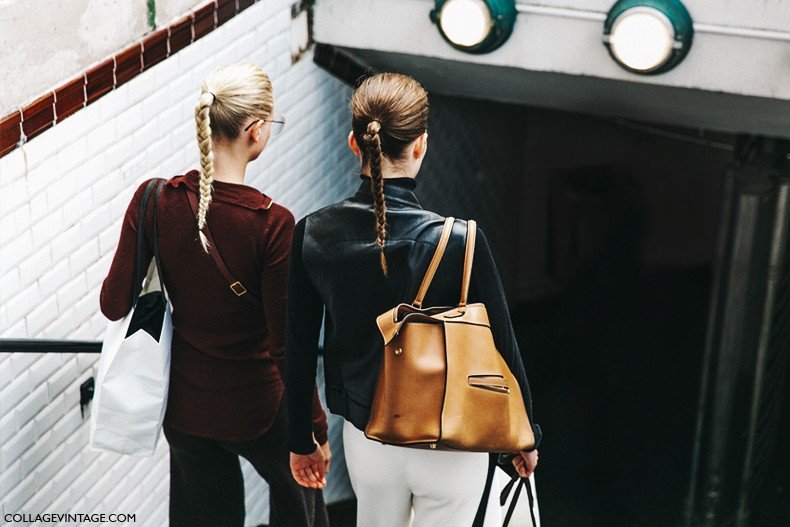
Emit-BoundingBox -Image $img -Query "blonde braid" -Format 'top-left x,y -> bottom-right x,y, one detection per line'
191,62 -> 275,252
363,120 -> 388,276
195,91 -> 215,252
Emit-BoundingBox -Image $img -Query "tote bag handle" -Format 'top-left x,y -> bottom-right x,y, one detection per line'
132,179 -> 161,306
412,216 -> 455,308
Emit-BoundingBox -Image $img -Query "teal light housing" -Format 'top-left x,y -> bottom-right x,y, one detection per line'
430,0 -> 517,54
603,0 -> 694,74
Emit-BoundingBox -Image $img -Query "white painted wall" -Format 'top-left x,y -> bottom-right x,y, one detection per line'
156,0 -> 206,25
313,0 -> 790,100
0,0 -> 226,115
0,0 -> 149,115
0,0 -> 358,524
520,0 -> 790,33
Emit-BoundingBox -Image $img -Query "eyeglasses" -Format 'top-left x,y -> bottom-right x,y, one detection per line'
244,113 -> 286,135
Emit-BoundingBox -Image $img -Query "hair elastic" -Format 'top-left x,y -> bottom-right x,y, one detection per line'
367,120 -> 381,137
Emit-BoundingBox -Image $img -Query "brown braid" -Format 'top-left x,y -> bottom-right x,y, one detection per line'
350,73 -> 429,278
362,120 -> 388,276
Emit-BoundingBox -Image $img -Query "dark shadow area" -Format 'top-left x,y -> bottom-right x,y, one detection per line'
514,266 -> 710,526
512,167 -> 711,526
751,360 -> 790,526
328,499 -> 357,527
257,498 -> 357,527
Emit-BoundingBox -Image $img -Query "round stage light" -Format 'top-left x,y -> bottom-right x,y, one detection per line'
603,0 -> 694,74
430,0 -> 517,54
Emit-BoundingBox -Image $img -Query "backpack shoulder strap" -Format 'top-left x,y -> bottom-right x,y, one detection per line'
412,216 -> 455,308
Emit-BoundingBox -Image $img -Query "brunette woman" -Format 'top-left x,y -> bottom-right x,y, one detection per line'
100,62 -> 329,527
284,72 -> 542,526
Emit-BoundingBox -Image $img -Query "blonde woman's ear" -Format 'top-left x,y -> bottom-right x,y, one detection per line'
245,120 -> 262,144
348,131 -> 360,157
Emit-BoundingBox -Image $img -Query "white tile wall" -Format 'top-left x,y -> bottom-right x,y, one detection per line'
0,0 -> 359,524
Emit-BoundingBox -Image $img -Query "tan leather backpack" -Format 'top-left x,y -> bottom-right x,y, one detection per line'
365,217 -> 535,453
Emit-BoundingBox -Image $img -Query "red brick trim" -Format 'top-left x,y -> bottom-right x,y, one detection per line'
0,0 -> 258,158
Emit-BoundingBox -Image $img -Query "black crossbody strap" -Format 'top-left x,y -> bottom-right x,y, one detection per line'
132,179 -> 160,306
184,187 -> 262,307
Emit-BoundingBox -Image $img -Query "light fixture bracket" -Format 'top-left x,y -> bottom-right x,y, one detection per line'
430,0 -> 517,54
603,0 -> 694,74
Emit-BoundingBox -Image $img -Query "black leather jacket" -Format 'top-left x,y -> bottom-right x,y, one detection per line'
285,174 -> 541,454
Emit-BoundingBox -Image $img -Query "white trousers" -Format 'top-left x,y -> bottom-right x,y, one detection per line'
342,420 -> 502,527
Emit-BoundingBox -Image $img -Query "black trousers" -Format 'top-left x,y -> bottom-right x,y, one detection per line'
163,401 -> 329,527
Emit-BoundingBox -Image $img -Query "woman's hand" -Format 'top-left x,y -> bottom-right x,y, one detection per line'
512,449 -> 538,478
290,447 -> 327,489
320,440 -> 332,475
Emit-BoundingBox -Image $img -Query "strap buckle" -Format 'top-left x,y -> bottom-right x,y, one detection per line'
230,281 -> 247,296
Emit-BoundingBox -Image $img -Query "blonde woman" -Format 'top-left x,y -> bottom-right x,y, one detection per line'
285,73 -> 541,526
100,62 -> 330,527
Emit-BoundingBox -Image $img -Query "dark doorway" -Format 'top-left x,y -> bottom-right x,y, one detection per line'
508,110 -> 734,526
514,257 -> 711,525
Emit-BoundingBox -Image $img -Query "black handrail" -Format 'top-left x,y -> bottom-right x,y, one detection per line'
0,339 -> 101,412
0,339 -> 102,353
0,339 -> 325,355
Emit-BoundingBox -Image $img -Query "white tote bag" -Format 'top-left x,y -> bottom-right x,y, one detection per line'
90,179 -> 172,457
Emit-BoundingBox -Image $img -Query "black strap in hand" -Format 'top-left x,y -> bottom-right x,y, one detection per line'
474,455 -> 537,527
500,473 -> 537,527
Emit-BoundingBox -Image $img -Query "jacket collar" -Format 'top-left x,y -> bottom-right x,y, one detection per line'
353,173 -> 422,209
166,169 -> 273,210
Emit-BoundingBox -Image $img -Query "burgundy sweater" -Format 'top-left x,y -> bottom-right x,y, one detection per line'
99,169 -> 328,443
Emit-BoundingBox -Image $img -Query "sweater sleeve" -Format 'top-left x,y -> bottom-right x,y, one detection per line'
262,210 -> 328,446
99,180 -> 155,321
284,217 -> 327,454
468,226 -> 542,452
260,207 -> 295,371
